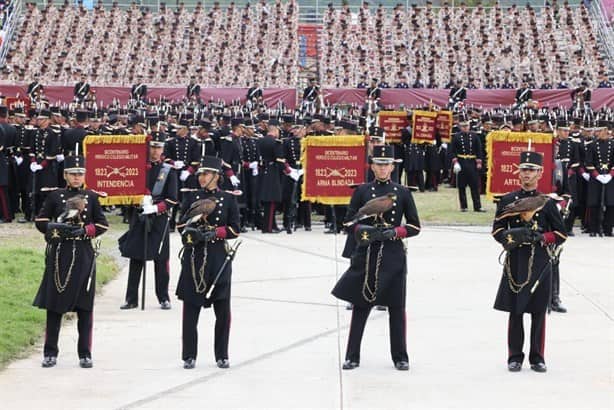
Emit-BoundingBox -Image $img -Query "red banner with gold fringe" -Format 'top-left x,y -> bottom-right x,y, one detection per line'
486,131 -> 554,200
411,110 -> 438,144
435,110 -> 453,143
83,135 -> 149,205
378,111 -> 409,144
301,135 -> 367,205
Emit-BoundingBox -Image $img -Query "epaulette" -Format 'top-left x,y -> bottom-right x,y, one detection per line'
180,188 -> 198,192
40,187 -> 59,192
165,137 -> 174,142
221,136 -> 233,141
190,136 -> 201,142
570,137 -> 581,143
90,189 -> 108,198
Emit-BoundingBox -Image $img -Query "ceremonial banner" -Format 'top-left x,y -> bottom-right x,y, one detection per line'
486,131 -> 554,200
435,110 -> 453,143
378,111 -> 408,144
411,110 -> 438,144
83,135 -> 149,205
301,135 -> 367,205
4,96 -> 30,110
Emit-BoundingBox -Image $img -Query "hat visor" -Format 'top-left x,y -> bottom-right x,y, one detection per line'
64,167 -> 86,174
196,166 -> 221,174
150,141 -> 165,147
371,158 -> 395,164
518,163 -> 542,170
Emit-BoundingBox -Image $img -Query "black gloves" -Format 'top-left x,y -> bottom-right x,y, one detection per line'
354,225 -> 396,246
45,223 -> 83,243
181,227 -> 216,246
501,227 -> 536,251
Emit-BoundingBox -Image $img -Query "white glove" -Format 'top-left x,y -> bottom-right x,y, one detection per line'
15,156 -> 23,166
251,167 -> 259,177
249,161 -> 258,170
453,162 -> 462,174
230,175 -> 240,187
141,204 -> 158,215
30,162 -> 43,172
441,143 -> 448,150
289,169 -> 300,182
582,172 -> 590,181
297,169 -> 304,177
55,154 -> 64,163
598,174 -> 612,185
180,170 -> 190,181
174,160 -> 185,169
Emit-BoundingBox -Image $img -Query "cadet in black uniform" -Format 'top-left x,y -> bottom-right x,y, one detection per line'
0,105 -> 15,222
33,154 -> 109,368
130,76 -> 148,102
450,119 -> 485,212
9,107 -> 31,222
186,76 -> 201,103
246,82 -> 263,106
29,110 -> 60,216
73,74 -> 91,104
583,123 -> 614,236
492,151 -> 567,373
514,81 -> 533,109
176,156 -> 240,370
281,122 -> 309,233
448,80 -> 467,110
554,119 -> 581,235
118,134 -> 178,309
332,145 -> 421,371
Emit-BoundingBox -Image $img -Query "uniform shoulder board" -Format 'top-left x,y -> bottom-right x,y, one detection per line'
165,137 -> 174,142
190,135 -> 201,142
180,187 -> 198,192
162,163 -> 172,170
89,189 -> 108,198
570,137 -> 581,143
25,125 -> 35,130
40,187 -> 59,192
221,136 -> 233,141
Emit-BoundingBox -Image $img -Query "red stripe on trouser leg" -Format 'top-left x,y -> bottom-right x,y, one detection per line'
540,316 -> 546,357
166,260 -> 170,276
268,202 -> 276,232
0,188 -> 10,220
89,311 -> 93,352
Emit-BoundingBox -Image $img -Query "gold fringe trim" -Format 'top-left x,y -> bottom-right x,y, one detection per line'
378,110 -> 408,116
302,135 -> 366,147
99,195 -> 144,206
300,195 -> 353,206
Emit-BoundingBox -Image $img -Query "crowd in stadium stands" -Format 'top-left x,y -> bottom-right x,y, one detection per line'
1,1 -> 612,90
320,1 -> 609,89
3,0 -> 299,87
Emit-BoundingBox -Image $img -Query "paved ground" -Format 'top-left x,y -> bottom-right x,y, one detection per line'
0,224 -> 612,410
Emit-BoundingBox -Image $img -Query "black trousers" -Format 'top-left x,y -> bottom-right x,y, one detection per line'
406,171 -> 425,192
261,201 -> 279,233
507,312 -> 546,365
588,206 -> 614,234
182,299 -> 231,361
44,309 -> 93,359
457,164 -> 481,210
125,258 -> 170,305
345,305 -> 408,364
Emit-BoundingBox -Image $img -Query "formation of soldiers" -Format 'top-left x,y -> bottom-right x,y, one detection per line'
0,87 -> 612,240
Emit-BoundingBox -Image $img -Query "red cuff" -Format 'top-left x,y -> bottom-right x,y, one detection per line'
542,232 -> 556,244
284,163 -> 291,174
156,202 -> 167,213
243,161 -> 250,168
84,224 -> 96,237
40,160 -> 48,168
610,170 -> 614,177
215,226 -> 227,239
591,170 -> 599,178
452,158 -> 458,164
30,157 -> 36,163
186,166 -> 194,175
394,226 -> 408,238
567,169 -> 575,177
224,169 -> 234,177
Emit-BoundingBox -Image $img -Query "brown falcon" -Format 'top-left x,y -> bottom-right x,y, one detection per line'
344,193 -> 397,226
495,194 -> 551,222
184,198 -> 217,225
58,195 -> 86,224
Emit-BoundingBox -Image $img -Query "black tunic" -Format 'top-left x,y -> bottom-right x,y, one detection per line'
176,188 -> 240,308
332,180 -> 421,308
257,135 -> 284,202
584,138 -> 614,207
118,162 -> 178,260
33,187 -> 109,313
492,189 -> 567,314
